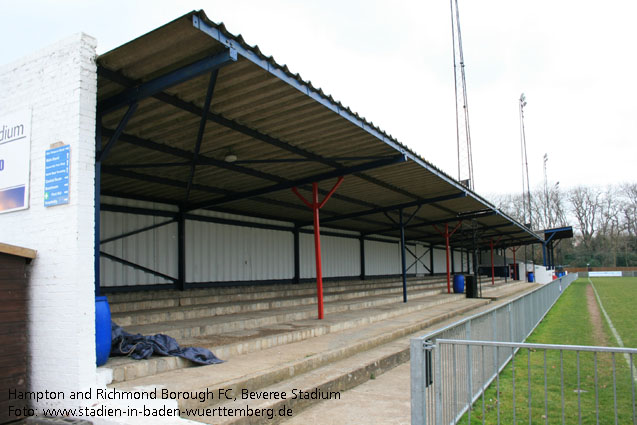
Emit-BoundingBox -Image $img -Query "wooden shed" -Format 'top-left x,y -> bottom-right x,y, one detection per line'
0,242 -> 36,424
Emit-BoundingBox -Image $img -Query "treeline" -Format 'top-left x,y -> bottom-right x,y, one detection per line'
490,183 -> 637,267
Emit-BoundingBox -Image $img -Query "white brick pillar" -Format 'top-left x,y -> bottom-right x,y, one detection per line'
0,33 -> 98,402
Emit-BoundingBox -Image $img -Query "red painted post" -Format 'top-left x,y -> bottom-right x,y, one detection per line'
490,239 -> 495,285
445,223 -> 451,294
292,177 -> 343,320
512,247 -> 518,280
311,182 -> 324,320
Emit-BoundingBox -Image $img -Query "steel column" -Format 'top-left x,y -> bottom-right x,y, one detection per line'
542,242 -> 547,267
312,184 -> 324,318
359,236 -> 366,281
94,120 -> 102,296
293,228 -> 300,284
429,243 -> 434,276
434,221 -> 462,293
504,247 -> 507,283
512,246 -> 519,280
177,210 -> 186,291
399,209 -> 407,303
292,177 -> 344,319
490,239 -> 495,285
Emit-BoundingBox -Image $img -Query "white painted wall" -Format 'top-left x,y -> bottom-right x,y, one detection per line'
453,249 -> 462,273
365,239 -> 400,276
300,233 -> 360,278
0,34 -> 98,398
187,219 -> 294,282
433,248 -> 447,273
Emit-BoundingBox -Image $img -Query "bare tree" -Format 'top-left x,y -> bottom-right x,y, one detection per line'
567,186 -> 602,249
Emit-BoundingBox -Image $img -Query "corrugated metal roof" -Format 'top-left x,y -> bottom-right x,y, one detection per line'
96,10 -> 542,249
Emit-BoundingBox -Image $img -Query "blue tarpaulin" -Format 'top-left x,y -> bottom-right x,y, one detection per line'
111,322 -> 223,365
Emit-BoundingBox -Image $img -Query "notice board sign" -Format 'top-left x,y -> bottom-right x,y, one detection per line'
44,145 -> 70,207
0,110 -> 32,213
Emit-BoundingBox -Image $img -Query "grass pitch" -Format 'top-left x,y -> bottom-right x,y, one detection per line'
463,277 -> 636,424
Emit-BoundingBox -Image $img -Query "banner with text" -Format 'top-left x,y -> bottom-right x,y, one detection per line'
0,109 -> 32,213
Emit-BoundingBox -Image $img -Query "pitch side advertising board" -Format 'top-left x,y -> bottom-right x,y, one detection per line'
0,109 -> 31,214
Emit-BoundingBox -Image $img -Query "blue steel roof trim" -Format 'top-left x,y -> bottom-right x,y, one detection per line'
192,11 -> 540,243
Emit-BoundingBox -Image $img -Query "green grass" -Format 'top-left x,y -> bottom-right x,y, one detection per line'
461,278 -> 636,424
589,277 -> 637,348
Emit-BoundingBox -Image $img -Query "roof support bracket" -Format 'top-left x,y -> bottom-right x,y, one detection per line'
185,69 -> 219,202
188,154 -> 406,211
97,102 -> 138,163
98,48 -> 237,115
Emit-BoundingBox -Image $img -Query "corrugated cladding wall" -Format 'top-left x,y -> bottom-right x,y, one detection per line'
100,211 -> 178,287
186,220 -> 294,282
300,233 -> 360,278
365,239 -> 400,276
433,248 -> 447,273
453,250 -> 462,273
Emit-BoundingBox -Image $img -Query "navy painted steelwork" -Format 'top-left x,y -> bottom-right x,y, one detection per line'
98,48 -> 237,115
359,236 -> 366,280
99,66 -> 425,204
190,13 -> 543,246
315,193 -> 465,227
94,119 -> 102,296
399,209 -> 407,302
100,251 -> 178,283
405,245 -> 430,273
100,219 -> 177,245
177,210 -> 186,290
100,203 -> 177,218
98,102 -> 138,162
185,69 -> 219,202
293,228 -> 300,283
189,155 -> 407,211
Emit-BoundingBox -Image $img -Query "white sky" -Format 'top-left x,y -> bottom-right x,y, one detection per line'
3,0 -> 636,198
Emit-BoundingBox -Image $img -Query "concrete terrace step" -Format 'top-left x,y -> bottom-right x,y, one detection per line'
111,283 -> 450,327
111,297 -> 492,417
105,291 -> 464,383
107,276 -> 456,314
114,284 -> 466,341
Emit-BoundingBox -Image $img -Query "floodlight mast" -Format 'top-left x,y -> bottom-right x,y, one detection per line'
450,0 -> 474,190
520,93 -> 534,270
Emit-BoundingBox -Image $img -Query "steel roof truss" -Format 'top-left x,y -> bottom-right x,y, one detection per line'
98,48 -> 237,115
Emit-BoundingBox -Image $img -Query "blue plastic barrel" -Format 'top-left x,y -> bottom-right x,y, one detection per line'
453,274 -> 465,294
528,272 -> 535,283
95,296 -> 111,366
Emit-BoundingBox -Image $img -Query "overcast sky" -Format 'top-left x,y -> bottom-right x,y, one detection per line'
3,0 -> 636,198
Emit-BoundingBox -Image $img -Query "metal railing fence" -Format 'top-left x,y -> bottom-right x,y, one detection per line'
434,339 -> 637,425
411,273 -> 578,424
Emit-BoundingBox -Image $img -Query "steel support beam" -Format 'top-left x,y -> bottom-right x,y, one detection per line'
177,210 -> 186,291
399,209 -> 408,302
100,251 -> 178,283
312,193 -> 464,227
98,65 -> 422,203
359,236 -> 366,281
98,102 -> 138,162
190,155 -> 405,211
433,221 -> 462,293
185,69 -> 219,202
293,228 -> 300,284
100,219 -> 176,245
94,119 -> 102,296
292,177 -> 344,319
98,48 -> 237,115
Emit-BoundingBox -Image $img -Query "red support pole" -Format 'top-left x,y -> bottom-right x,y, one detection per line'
311,182 -> 324,320
513,247 -> 518,280
490,239 -> 495,285
292,177 -> 343,320
445,223 -> 451,294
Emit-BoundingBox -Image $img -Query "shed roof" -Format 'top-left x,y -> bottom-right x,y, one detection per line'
96,10 -> 542,249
